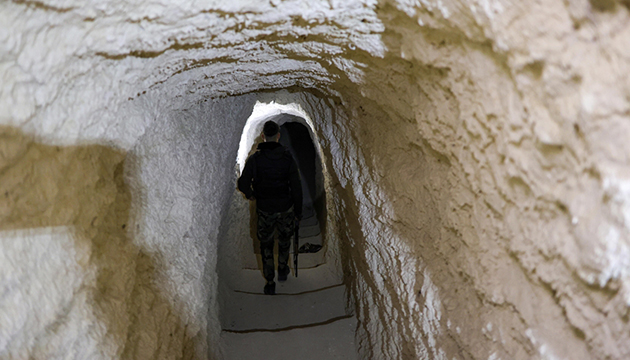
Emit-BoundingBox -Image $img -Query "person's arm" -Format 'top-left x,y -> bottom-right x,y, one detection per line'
237,156 -> 256,200
288,158 -> 303,218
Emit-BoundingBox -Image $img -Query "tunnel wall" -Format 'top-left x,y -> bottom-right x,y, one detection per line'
2,0 -> 630,360
0,90 -> 256,359
0,127 -> 132,359
124,94 -> 255,359
326,2 -> 630,359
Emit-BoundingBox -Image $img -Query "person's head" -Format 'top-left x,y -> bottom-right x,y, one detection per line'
262,121 -> 280,142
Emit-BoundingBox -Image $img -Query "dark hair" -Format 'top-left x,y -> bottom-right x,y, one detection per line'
263,121 -> 279,138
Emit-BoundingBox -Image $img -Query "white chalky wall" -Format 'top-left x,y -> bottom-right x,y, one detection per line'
123,93 -> 256,359
1,0 -> 630,359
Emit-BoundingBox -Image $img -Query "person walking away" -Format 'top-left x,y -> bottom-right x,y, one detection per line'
237,120 -> 303,295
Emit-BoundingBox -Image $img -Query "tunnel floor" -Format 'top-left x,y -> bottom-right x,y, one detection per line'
219,208 -> 358,359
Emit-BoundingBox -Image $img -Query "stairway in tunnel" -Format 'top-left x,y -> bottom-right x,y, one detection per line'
219,210 -> 358,359
219,251 -> 358,359
219,119 -> 357,359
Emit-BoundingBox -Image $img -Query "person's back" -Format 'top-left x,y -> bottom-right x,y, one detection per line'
237,121 -> 302,295
249,141 -> 301,214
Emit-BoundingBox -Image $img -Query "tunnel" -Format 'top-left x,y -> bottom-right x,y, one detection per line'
1,1 -> 630,359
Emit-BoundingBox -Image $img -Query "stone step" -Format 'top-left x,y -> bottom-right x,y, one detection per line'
299,232 -> 322,246
299,224 -> 321,238
221,316 -> 358,360
249,234 -> 323,257
302,206 -> 315,219
300,215 -> 319,227
248,232 -> 322,255
245,230 -> 324,270
248,227 -> 322,252
230,263 -> 342,294
242,251 -> 325,271
221,285 -> 348,331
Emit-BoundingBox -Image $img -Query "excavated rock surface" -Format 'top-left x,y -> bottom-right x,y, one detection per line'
1,0 -> 630,359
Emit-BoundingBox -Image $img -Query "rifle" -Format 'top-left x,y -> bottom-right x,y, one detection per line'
294,218 -> 300,277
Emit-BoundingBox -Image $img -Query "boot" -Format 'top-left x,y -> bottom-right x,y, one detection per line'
264,281 -> 276,295
278,267 -> 290,282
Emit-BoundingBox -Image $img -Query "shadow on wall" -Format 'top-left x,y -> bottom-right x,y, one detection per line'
0,126 -> 200,359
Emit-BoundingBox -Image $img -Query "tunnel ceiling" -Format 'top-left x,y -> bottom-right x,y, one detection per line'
2,0 -> 387,147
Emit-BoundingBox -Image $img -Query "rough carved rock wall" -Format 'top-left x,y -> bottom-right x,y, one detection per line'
334,2 -> 630,359
1,0 -> 629,359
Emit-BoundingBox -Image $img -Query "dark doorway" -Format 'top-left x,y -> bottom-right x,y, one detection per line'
279,121 -> 318,219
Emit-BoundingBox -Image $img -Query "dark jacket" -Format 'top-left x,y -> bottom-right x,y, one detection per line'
237,142 -> 303,217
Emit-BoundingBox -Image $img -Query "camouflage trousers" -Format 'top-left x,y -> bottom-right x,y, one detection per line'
257,208 -> 295,282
